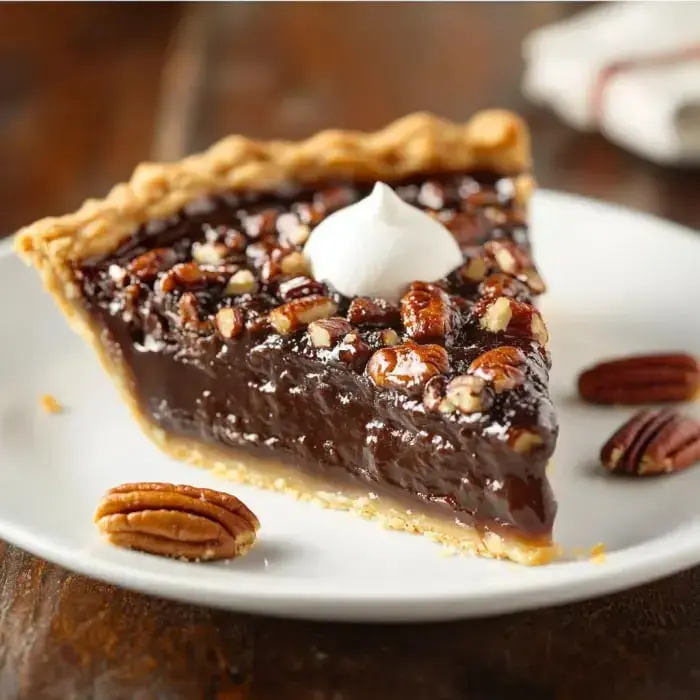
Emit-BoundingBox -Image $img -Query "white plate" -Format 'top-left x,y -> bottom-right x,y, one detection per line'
3,191 -> 700,622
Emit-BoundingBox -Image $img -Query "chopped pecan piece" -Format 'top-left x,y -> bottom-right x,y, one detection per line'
192,241 -> 229,266
477,297 -> 549,347
243,209 -> 279,238
280,251 -> 310,276
347,297 -> 400,327
127,248 -> 179,282
158,262 -> 229,294
269,295 -> 338,335
308,317 -> 353,348
478,272 -> 530,301
278,275 -> 326,302
400,282 -> 453,342
440,375 -> 492,415
600,410 -> 700,475
276,212 -> 311,247
459,255 -> 490,283
367,342 -> 449,395
578,353 -> 700,405
469,346 -> 527,393
337,332 -> 372,371
224,269 -> 257,296
95,482 -> 260,561
484,239 -> 545,294
507,428 -> 545,454
215,307 -> 245,340
177,293 -> 212,334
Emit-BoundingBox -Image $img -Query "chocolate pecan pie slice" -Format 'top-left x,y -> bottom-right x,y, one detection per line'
15,111 -> 557,565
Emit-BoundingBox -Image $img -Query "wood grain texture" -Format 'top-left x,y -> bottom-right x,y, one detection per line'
2,3 -> 700,699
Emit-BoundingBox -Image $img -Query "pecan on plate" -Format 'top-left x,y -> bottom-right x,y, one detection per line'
95,482 -> 260,561
578,353 -> 700,405
600,410 -> 700,476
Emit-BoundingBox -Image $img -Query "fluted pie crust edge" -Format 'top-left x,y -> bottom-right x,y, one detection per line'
13,110 -> 555,566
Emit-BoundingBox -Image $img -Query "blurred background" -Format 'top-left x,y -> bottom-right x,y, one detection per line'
2,2 -> 700,239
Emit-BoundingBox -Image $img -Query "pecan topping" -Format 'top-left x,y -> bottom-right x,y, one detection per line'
478,272 -> 530,301
224,269 -> 257,296
578,353 -> 700,405
308,317 -> 353,348
459,255 -> 490,283
347,297 -> 400,327
278,275 -> 326,302
269,295 -> 338,335
177,293 -> 211,334
127,248 -> 178,282
507,428 -> 545,454
469,346 -> 527,393
192,241 -> 229,266
440,375 -> 492,415
243,209 -> 279,238
215,307 -> 244,340
423,375 -> 448,412
337,332 -> 372,371
280,251 -> 310,277
484,240 -> 545,294
94,482 -> 260,561
379,328 -> 401,347
276,212 -> 311,247
367,342 -> 449,395
477,296 -> 549,347
600,410 -> 700,475
400,282 -> 453,342
158,262 -> 229,294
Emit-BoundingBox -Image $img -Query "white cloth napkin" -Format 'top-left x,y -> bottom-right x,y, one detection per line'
522,2 -> 700,165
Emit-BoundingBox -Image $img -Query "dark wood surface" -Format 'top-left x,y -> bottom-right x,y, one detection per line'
2,4 -> 700,698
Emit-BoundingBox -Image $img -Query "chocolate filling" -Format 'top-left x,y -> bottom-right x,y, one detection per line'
76,173 -> 557,540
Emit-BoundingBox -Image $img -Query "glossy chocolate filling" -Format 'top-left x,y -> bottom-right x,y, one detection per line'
77,173 -> 557,540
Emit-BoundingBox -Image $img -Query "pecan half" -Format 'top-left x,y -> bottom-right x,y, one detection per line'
347,297 -> 400,327
367,342 -> 448,395
600,410 -> 700,475
469,346 -> 527,393
578,353 -> 700,405
400,282 -> 453,342
95,482 -> 260,561
269,295 -> 338,335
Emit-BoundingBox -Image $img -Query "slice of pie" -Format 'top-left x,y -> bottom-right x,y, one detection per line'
15,110 -> 558,565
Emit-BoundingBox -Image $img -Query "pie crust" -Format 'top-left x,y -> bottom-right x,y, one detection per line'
14,110 -> 555,566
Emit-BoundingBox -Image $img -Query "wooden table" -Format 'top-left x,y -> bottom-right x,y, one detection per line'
2,4 -> 700,698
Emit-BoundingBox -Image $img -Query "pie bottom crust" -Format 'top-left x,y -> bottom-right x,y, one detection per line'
40,261 -> 556,567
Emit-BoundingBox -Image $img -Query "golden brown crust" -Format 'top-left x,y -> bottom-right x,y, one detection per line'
14,109 -> 533,267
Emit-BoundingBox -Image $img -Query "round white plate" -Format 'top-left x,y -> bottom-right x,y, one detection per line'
3,191 -> 700,622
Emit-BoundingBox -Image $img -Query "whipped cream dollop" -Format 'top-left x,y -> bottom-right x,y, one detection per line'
303,182 -> 463,303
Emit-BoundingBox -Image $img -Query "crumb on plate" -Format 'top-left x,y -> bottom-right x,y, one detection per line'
40,394 -> 64,414
590,542 -> 606,564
